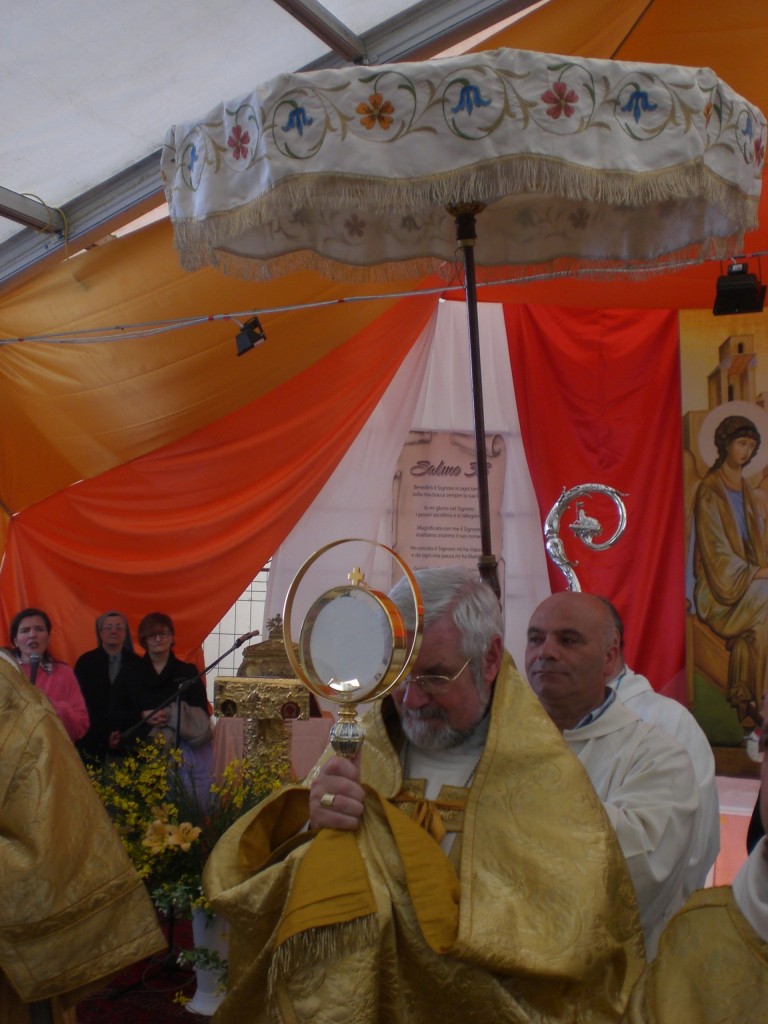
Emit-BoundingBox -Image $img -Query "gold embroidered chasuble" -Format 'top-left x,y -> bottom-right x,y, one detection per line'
204,652 -> 644,1024
626,882 -> 768,1024
0,652 -> 165,1023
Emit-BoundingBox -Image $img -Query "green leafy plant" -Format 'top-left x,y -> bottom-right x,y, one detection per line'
89,737 -> 289,917
177,945 -> 228,981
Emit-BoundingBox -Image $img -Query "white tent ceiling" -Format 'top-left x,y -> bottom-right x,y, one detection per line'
0,0 -> 534,290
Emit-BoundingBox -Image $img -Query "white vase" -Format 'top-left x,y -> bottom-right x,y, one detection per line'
185,909 -> 229,1017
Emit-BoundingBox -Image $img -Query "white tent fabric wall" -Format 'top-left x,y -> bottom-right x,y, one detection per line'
264,299 -> 551,675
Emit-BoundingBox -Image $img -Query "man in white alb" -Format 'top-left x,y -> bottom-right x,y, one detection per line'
599,597 -> 720,895
525,591 -> 700,959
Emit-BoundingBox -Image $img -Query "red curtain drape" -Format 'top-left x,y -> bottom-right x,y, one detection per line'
505,305 -> 686,699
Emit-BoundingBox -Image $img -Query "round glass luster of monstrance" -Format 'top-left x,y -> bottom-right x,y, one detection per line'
282,539 -> 422,757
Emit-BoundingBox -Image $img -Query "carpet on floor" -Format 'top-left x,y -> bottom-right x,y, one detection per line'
74,918 -> 208,1023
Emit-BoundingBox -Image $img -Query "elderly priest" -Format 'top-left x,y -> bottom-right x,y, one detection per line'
203,567 -> 645,1024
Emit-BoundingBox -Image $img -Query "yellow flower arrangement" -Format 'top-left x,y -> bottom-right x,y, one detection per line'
89,736 -> 289,917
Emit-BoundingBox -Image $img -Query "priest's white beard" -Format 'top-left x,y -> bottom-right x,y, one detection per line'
400,693 -> 491,751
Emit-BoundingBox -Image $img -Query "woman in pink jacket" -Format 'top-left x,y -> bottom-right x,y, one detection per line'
10,606 -> 89,742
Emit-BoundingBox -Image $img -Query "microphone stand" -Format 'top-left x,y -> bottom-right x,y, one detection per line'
118,629 -> 259,744
116,629 -> 258,986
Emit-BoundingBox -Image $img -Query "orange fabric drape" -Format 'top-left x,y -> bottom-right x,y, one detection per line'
471,0 -> 768,313
480,0 -> 768,105
0,220 -> 424,522
0,290 -> 438,664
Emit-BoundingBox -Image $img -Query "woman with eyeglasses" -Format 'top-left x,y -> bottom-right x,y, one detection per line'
108,611 -> 210,754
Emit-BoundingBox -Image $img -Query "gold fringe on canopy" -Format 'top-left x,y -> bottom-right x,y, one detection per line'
163,46 -> 765,283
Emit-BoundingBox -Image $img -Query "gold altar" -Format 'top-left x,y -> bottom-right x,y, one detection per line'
214,616 -> 310,763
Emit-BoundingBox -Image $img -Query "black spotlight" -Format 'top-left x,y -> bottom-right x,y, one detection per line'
235,316 -> 267,355
713,262 -> 766,316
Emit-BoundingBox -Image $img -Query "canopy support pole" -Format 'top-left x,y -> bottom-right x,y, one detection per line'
450,203 -> 500,597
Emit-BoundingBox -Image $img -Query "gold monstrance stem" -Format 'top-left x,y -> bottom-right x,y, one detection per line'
329,703 -> 364,759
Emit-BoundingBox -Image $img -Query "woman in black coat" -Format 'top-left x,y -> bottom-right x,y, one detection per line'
75,610 -> 140,762
108,611 -> 209,751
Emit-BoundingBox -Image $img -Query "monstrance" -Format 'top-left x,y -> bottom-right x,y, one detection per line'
282,539 -> 422,757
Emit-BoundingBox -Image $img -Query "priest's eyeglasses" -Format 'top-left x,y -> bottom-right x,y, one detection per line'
404,658 -> 471,695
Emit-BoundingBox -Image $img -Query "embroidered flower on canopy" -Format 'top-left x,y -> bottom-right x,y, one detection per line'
450,83 -> 492,116
542,81 -> 579,120
703,100 -> 713,127
344,214 -> 366,237
620,89 -> 658,124
227,125 -> 250,160
282,106 -> 313,136
187,145 -> 198,174
356,93 -> 394,130
569,207 -> 590,230
755,135 -> 765,167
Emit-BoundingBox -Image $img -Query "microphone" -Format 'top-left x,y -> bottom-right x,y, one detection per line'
29,651 -> 40,685
235,629 -> 260,647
